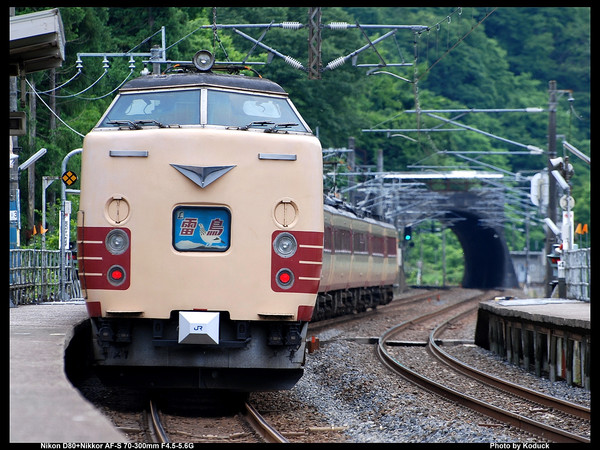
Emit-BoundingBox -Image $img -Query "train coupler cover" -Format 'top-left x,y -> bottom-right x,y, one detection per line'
178,311 -> 220,344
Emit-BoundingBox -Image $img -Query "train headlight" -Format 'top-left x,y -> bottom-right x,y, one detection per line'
275,268 -> 294,289
193,50 -> 215,71
105,229 -> 129,255
273,232 -> 297,258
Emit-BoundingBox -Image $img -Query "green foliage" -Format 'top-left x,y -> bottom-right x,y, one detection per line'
14,7 -> 590,259
402,224 -> 465,286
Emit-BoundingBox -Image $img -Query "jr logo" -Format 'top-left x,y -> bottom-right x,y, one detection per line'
193,325 -> 203,331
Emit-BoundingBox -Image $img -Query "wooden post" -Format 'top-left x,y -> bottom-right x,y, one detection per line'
583,337 -> 590,390
549,333 -> 557,382
534,328 -> 543,377
511,324 -> 520,365
573,340 -> 581,386
505,323 -> 512,362
565,335 -> 573,386
522,328 -> 531,371
498,319 -> 505,357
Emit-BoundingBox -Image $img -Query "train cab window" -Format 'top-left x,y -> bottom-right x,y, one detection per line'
206,89 -> 308,132
98,90 -> 200,127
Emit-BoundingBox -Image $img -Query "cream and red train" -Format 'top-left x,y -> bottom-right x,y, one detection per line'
77,51 -> 398,391
317,199 -> 398,321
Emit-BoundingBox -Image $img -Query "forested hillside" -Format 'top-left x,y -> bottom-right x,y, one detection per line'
14,7 -> 590,280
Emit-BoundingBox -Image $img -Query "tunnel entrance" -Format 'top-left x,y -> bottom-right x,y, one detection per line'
448,210 -> 518,289
351,177 -> 519,290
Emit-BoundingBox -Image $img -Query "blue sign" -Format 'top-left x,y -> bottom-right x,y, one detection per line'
173,206 -> 230,252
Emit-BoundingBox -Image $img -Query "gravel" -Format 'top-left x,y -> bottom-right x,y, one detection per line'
271,288 -> 590,443
292,340 -> 535,443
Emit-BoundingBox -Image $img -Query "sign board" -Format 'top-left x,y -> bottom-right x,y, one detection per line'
61,170 -> 77,186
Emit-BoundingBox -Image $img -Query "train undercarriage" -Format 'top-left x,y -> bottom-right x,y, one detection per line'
312,285 -> 395,321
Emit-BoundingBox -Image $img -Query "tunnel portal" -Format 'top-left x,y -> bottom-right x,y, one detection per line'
353,179 -> 519,289
447,210 -> 518,289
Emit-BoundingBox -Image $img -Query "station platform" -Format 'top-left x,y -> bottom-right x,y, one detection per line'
10,302 -> 126,443
475,297 -> 590,389
478,297 -> 590,329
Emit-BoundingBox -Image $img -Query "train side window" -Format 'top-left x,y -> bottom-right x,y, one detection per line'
386,236 -> 397,257
353,232 -> 367,254
334,228 -> 351,254
324,226 -> 333,252
372,236 -> 384,256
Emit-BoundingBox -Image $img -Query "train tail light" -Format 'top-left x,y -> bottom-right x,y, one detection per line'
107,265 -> 127,286
275,268 -> 294,289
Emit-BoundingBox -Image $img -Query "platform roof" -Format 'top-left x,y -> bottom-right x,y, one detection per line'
10,8 -> 65,76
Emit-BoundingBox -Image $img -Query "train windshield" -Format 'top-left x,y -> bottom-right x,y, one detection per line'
206,90 -> 308,132
97,88 -> 309,132
98,90 -> 201,127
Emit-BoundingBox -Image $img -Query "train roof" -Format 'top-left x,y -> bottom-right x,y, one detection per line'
120,71 -> 288,95
323,203 -> 396,230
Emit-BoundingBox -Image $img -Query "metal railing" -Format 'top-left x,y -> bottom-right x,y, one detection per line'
564,248 -> 590,302
9,249 -> 82,306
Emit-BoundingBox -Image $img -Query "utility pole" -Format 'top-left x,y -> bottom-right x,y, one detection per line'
377,148 -> 384,218
307,7 -> 322,80
348,137 -> 356,204
545,80 -> 558,296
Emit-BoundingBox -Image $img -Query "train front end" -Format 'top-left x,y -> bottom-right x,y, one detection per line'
77,66 -> 323,391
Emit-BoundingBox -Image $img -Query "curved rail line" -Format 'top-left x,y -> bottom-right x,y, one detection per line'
244,402 -> 289,443
429,308 -> 591,421
308,289 -> 447,333
376,299 -> 590,444
148,399 -> 170,443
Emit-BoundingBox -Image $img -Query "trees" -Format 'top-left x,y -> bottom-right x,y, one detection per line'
14,7 -> 589,254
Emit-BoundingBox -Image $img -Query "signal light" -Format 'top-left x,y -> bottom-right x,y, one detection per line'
404,226 -> 412,241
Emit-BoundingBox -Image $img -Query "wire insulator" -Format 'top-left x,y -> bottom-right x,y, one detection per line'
325,56 -> 346,71
328,22 -> 349,30
284,55 -> 305,71
281,21 -> 302,30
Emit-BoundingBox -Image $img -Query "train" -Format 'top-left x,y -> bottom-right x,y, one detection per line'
316,197 -> 397,320
77,50 -> 398,391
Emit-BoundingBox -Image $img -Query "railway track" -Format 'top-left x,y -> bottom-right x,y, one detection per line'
308,289 -> 448,333
376,293 -> 591,444
147,399 -> 288,443
429,308 -> 591,421
148,399 -> 170,443
244,402 -> 289,443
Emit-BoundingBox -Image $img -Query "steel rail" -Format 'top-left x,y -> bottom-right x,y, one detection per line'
371,290 -> 493,339
375,300 -> 590,443
429,309 -> 591,421
148,399 -> 170,443
308,289 -> 446,332
244,402 -> 289,443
